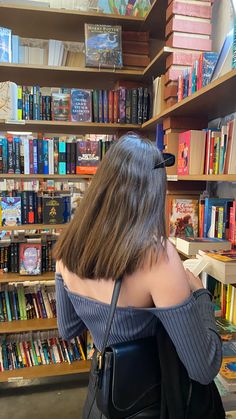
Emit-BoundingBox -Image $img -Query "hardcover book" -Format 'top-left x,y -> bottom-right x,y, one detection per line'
19,243 -> 42,275
71,89 -> 92,122
85,24 -> 123,69
168,198 -> 199,238
1,197 -> 21,226
177,130 -> 206,175
51,93 -> 70,121
76,140 -> 100,175
0,26 -> 12,63
42,196 -> 65,224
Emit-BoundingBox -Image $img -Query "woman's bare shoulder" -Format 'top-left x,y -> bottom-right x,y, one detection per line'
147,240 -> 191,308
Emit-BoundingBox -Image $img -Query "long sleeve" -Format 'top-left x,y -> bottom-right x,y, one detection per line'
155,289 -> 222,385
55,273 -> 87,340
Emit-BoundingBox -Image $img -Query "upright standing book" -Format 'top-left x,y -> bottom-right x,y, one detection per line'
85,24 -> 123,68
71,89 -> 92,122
168,198 -> 199,238
19,243 -> 42,275
1,197 -> 21,226
0,27 -> 12,63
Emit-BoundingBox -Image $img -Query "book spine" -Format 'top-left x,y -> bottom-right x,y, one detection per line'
66,141 -> 71,175
137,87 -> 143,125
125,90 -> 131,124
29,138 -> 34,174
103,90 -> 108,123
43,139 -> 49,174
58,140 -> 66,175
131,89 -> 138,124
33,139 -> 38,174
113,90 -> 119,124
108,90 -> 114,123
7,137 -> 14,174
92,90 -> 99,123
17,86 -> 23,120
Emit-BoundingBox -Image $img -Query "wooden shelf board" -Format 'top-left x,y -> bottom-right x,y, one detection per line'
0,224 -> 67,231
0,272 -> 55,284
0,120 -> 141,135
143,69 -> 236,130
0,318 -> 57,333
0,174 -> 93,180
0,63 -> 143,89
143,47 -> 171,80
177,175 -> 236,181
0,360 -> 91,382
0,4 -> 144,42
142,0 -> 167,39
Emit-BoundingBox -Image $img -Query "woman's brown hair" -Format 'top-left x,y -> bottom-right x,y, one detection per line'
54,133 -> 167,280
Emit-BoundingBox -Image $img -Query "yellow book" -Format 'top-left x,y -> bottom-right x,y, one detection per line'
232,292 -> 236,325
17,85 -> 22,120
226,284 -> 233,321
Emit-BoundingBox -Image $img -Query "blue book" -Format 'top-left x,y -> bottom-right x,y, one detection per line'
2,137 -> 7,173
58,140 -> 66,174
0,26 -> 11,63
4,289 -> 12,321
70,89 -> 92,122
33,139 -> 38,174
42,139 -> 49,174
11,34 -> 19,64
211,29 -> 234,82
12,289 -> 19,321
203,198 -> 233,238
202,52 -> 219,87
155,124 -> 164,151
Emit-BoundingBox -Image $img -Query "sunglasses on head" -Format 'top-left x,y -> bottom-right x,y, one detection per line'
153,153 -> 175,169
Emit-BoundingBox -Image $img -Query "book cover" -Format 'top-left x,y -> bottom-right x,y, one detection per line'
85,24 -> 123,69
1,197 -> 21,226
51,93 -> 70,121
201,52 -> 219,88
0,27 -> 12,63
177,130 -> 206,175
76,140 -> 100,175
219,357 -> 236,381
19,243 -> 42,275
71,89 -> 92,122
168,198 -> 199,238
98,0 -> 151,17
42,196 -> 65,224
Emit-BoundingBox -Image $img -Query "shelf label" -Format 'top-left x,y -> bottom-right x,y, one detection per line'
8,377 -> 24,382
167,175 -> 178,181
5,120 -> 26,125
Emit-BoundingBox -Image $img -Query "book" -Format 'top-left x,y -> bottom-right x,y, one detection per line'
98,0 -> 151,17
211,29 -> 234,81
198,249 -> 236,284
0,81 -> 18,121
70,89 -> 92,122
42,196 -> 65,224
19,243 -> 42,275
177,130 -> 206,175
218,357 -> 236,391
76,140 -> 100,175
1,197 -> 21,226
51,93 -> 70,121
168,198 -> 199,238
176,237 -> 231,256
85,24 -> 122,69
0,27 -> 11,63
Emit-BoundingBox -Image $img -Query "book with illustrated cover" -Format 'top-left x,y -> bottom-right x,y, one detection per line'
218,357 -> 236,391
85,24 -> 122,69
216,318 -> 236,342
177,130 -> 206,175
0,27 -> 11,63
98,0 -> 151,17
42,196 -> 65,224
76,140 -> 100,174
168,198 -> 199,238
1,197 -> 21,226
19,243 -> 42,275
71,89 -> 92,122
51,93 -> 70,121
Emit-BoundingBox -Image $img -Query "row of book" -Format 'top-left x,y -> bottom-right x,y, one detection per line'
0,136 -> 115,175
0,282 -> 56,322
0,194 -> 72,227
0,332 -> 88,371
0,237 -> 56,274
177,121 -> 236,176
0,82 -> 150,124
0,178 -> 90,194
0,26 -> 84,67
167,196 -> 236,242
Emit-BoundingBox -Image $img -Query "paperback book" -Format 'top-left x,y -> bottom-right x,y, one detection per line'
51,93 -> 70,121
85,24 -> 123,68
76,140 -> 100,174
42,196 -> 65,224
70,89 -> 92,122
0,26 -> 11,63
19,243 -> 42,275
168,198 -> 199,238
176,237 -> 231,256
1,197 -> 21,226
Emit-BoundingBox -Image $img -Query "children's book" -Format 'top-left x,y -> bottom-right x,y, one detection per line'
1,197 -> 21,226
85,24 -> 123,68
19,243 -> 42,275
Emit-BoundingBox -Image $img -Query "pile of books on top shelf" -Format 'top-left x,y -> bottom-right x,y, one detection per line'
0,81 -> 150,124
176,121 -> 236,176
0,330 -> 87,371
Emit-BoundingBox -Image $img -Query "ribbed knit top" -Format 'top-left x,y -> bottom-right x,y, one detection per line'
55,273 -> 222,385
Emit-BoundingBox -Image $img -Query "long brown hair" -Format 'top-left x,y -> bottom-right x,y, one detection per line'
54,133 -> 167,279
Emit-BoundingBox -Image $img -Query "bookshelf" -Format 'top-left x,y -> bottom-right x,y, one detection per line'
0,360 -> 91,382
0,174 -> 93,179
0,318 -> 57,333
0,224 -> 67,231
0,272 -> 54,284
169,175 -> 236,182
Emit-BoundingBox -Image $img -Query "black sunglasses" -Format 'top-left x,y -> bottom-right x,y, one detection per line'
153,153 -> 175,169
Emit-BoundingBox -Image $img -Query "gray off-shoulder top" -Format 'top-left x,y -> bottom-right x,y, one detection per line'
55,273 -> 222,385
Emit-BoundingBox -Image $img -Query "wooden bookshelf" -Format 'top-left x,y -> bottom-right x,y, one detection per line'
0,272 -> 55,284
0,63 -> 143,90
169,175 -> 236,182
0,174 -> 93,180
0,360 -> 91,382
0,318 -> 57,333
143,69 -> 236,131
143,47 -> 172,81
0,120 -> 141,135
142,0 -> 167,39
0,224 -> 67,231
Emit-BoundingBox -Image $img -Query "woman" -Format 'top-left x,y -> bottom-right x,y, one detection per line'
54,133 -> 222,418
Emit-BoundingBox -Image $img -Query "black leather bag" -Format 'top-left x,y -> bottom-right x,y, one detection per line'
94,277 -> 161,419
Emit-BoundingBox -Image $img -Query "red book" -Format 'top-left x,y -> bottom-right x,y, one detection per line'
204,129 -> 211,174
19,243 -> 42,275
166,1 -> 212,21
22,341 -> 31,367
166,33 -> 212,51
113,90 -> 119,123
229,203 -> 236,245
209,134 -> 215,175
166,16 -> 212,37
108,90 -> 114,123
177,130 -> 206,175
166,51 -> 200,69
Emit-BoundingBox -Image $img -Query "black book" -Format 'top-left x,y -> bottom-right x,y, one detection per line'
37,140 -> 44,174
131,89 -> 138,125
66,141 -> 71,174
137,87 -> 143,125
71,141 -> 76,175
143,87 -> 149,123
42,196 -> 65,224
125,90 -> 132,124
21,191 -> 28,224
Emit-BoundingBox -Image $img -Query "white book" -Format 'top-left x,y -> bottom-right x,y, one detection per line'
48,39 -> 56,66
23,138 -> 30,174
48,138 -> 54,174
